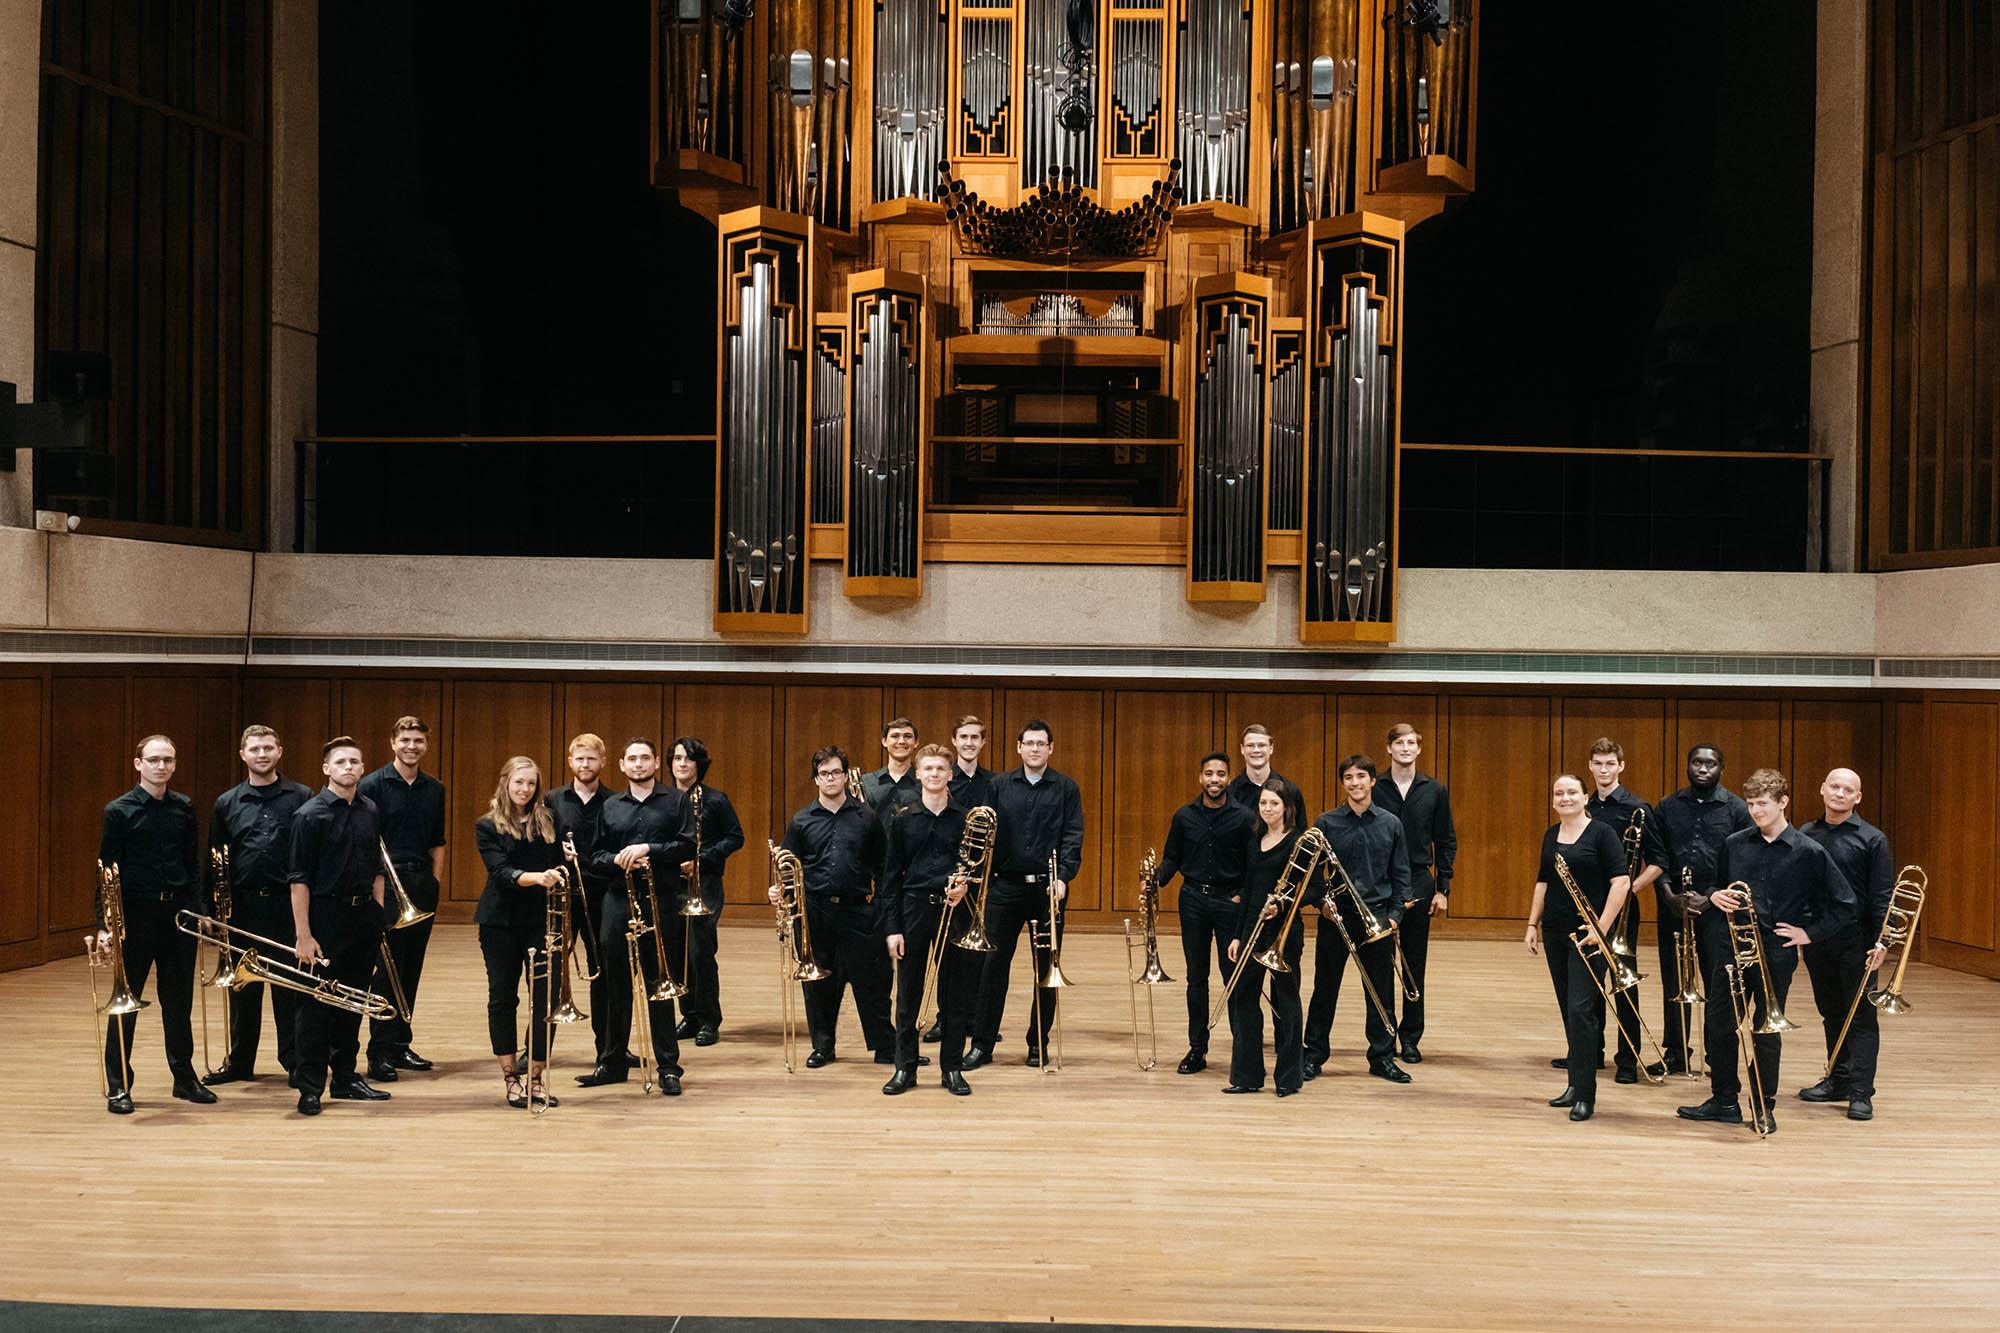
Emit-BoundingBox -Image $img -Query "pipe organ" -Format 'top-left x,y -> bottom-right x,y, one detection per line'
661,0 -> 1479,641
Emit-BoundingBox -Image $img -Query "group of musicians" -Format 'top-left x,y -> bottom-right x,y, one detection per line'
93,713 -> 1901,1131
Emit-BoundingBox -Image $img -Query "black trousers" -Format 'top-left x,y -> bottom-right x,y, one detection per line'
683,898 -> 724,1029
1805,926 -> 1878,1096
631,900 -> 686,1075
367,863 -> 437,1060
102,896 -> 197,1092
971,880 -> 1064,1053
293,899 -> 382,1098
478,922 -> 553,1061
1558,949 -> 1608,1101
1178,888 -> 1239,1055
801,898 -> 893,1057
1657,902 -> 1723,1069
1396,872 -> 1436,1048
1705,932 -> 1799,1107
1227,920 -> 1305,1091
587,890 -> 633,1066
222,889 -> 298,1074
1302,902 -> 1398,1066
893,903 -> 978,1073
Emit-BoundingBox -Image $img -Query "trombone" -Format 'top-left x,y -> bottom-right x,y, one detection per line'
1125,846 -> 1173,1070
1824,865 -> 1926,1080
1555,853 -> 1668,1084
1320,848 -> 1403,1035
378,838 -> 436,931
173,909 -> 397,1020
771,841 -> 830,1073
1608,807 -> 1646,959
919,805 -> 996,1035
198,846 -> 235,1077
678,785 -> 713,998
1030,848 -> 1073,1074
525,864 -> 578,1114
561,833 -> 601,982
1669,866 -> 1707,1079
1209,828 -> 1327,1030
623,860 -> 686,1095
87,861 -> 147,1098
1718,881 -> 1794,1138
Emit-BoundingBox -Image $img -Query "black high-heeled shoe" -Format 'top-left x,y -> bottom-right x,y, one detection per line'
504,1071 -> 528,1109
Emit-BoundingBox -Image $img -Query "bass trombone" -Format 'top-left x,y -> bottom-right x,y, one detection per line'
1555,853 -> 1668,1084
87,861 -> 147,1098
771,841 -> 830,1073
198,846 -> 235,1077
919,805 -> 996,1035
1320,848 -> 1404,1035
1030,848 -> 1072,1075
678,786 -> 713,990
1718,881 -> 1793,1137
525,864 -> 577,1113
1824,865 -> 1927,1080
1209,828 -> 1327,1030
173,909 -> 397,1020
1608,807 -> 1646,959
1669,866 -> 1706,1079
623,860 -> 685,1095
1125,846 -> 1173,1070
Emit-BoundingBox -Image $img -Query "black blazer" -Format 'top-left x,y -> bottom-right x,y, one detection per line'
473,816 -> 564,931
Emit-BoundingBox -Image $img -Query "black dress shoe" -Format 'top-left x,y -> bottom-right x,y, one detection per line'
1024,1050 -> 1043,1067
922,1021 -> 943,1043
1798,1078 -> 1851,1103
695,1026 -> 719,1047
1676,1098 -> 1743,1123
942,1070 -> 972,1096
1664,1056 -> 1689,1076
393,1050 -> 434,1072
675,1018 -> 699,1040
107,1091 -> 134,1115
1568,1100 -> 1594,1122
1221,1083 -> 1261,1094
805,1050 -> 833,1069
575,1064 -> 628,1087
297,1091 -> 322,1115
1548,1086 -> 1579,1108
961,1045 -> 991,1070
1614,1067 -> 1638,1085
1643,1061 -> 1667,1079
1274,1086 -> 1299,1098
1399,1044 -> 1423,1064
659,1074 -> 683,1096
1753,1111 -> 1778,1135
1369,1060 -> 1413,1084
882,1067 -> 916,1095
173,1077 -> 219,1105
330,1076 -> 391,1101
201,1064 -> 253,1086
1301,1061 -> 1321,1082
1847,1096 -> 1874,1121
624,1052 -> 642,1068
365,1060 -> 400,1083
1176,1051 -> 1207,1075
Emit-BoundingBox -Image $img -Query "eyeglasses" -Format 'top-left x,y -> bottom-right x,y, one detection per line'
1019,740 -> 1051,749
815,768 -> 847,780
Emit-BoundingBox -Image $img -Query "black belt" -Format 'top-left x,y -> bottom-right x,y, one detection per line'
235,885 -> 287,898
122,889 -> 181,903
1017,872 -> 1048,886
812,893 -> 871,908
321,892 -> 372,909
1185,880 -> 1237,898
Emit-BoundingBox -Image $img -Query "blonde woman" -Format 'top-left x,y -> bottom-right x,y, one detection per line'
475,757 -> 566,1109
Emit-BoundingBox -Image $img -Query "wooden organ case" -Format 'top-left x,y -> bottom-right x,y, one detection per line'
659,0 -> 1479,640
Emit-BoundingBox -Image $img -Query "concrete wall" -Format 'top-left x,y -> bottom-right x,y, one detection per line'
0,0 -> 39,528
267,0 -> 319,554
1811,0 -> 1868,571
1876,564 -> 2000,657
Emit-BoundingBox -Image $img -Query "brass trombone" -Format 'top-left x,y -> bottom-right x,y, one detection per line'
525,864 -> 577,1114
1718,882 -> 1791,1138
678,785 -> 713,1011
1320,848 -> 1403,1035
87,861 -> 146,1098
378,838 -> 436,930
198,846 -> 235,1076
1030,848 -> 1072,1074
1555,853 -> 1668,1084
771,841 -> 830,1073
1209,827 -> 1327,1030
1608,807 -> 1646,959
1125,846 -> 1173,1070
622,860 -> 685,1096
1668,866 -> 1706,1079
561,833 -> 601,983
173,910 -> 397,1020
919,805 -> 996,1034
1824,866 -> 1927,1081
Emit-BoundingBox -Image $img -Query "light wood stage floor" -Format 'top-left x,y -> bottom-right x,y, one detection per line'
2,925 -> 1996,1330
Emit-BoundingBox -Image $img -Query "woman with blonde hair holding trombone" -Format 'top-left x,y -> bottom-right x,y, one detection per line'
475,756 -> 567,1109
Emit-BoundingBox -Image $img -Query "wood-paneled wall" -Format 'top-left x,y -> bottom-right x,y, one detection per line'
3,665 -> 1995,980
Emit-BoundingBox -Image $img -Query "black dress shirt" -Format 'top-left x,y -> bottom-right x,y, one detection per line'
950,763 -> 997,811
781,798 -> 885,901
1156,797 -> 1257,892
547,784 -> 616,896
209,777 -> 314,897
1312,804 -> 1411,920
1645,785 -> 1753,894
680,784 -> 747,904
99,785 -> 200,900
287,788 -> 384,900
991,767 -> 1085,881
861,766 -> 921,814
357,764 -> 447,864
879,800 -> 969,935
472,816 -> 565,931
1226,771 -> 1288,812
1799,814 -> 1896,939
1716,823 -> 1858,944
591,786 -> 693,885
1236,829 -> 1318,944
1373,770 -> 1458,892
1585,784 -> 1652,878
1538,819 -> 1629,928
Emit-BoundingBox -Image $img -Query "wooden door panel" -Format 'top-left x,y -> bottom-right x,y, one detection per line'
50,676 -> 127,937
1445,695 -> 1554,921
1110,690 -> 1218,915
780,686 -> 886,818
1559,697 -> 1669,806
887,685 -> 998,769
0,679 -> 46,947
1674,700 -> 1784,796
1225,691 -> 1324,815
338,678 -> 446,783
446,682 -> 555,910
1926,701 -> 1996,952
240,676 -> 333,784
560,683 -> 667,783
1788,700 -> 1883,826
1330,694 -> 1439,818
1001,690 -> 1105,914
675,683 -> 778,905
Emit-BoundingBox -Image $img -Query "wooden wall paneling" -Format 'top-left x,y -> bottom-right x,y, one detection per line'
128,674 -> 238,836
0,679 -> 47,951
1787,700 -> 1884,826
674,683 -> 778,906
239,676 -> 334,778
49,676 -> 128,939
1225,691 -> 1326,816
1886,700 -> 1929,891
1673,699 -> 1784,795
560,683 -> 668,784
445,682 -> 556,916
1109,690 -> 1218,917
1443,696 -> 1553,921
1557,698 -> 1669,804
1924,700 -> 1996,954
885,686 -> 998,764
780,686 -> 886,809
1001,690 -> 1106,915
338,678 -> 446,781
1330,694 -> 1439,818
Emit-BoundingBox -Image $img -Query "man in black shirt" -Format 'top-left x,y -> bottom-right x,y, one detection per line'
1797,767 -> 1897,1120
548,733 -> 626,1083
1375,722 -> 1456,1064
287,737 -> 392,1116
1225,722 -> 1283,810
1644,744 -> 1753,1076
1304,755 -> 1414,1084
861,717 -> 921,814
1678,768 -> 1856,1136
669,735 -> 745,1046
201,725 -> 313,1086
776,745 -> 896,1065
964,719 -> 1085,1069
948,714 -> 997,811
881,745 -> 977,1096
96,733 -> 215,1114
590,738 -> 693,1094
1583,736 -> 1663,1084
1156,753 -> 1256,1076
357,715 -> 446,1081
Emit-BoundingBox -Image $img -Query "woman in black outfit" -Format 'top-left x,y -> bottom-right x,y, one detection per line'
475,756 -> 567,1109
1523,773 -> 1631,1122
1225,776 -> 1314,1097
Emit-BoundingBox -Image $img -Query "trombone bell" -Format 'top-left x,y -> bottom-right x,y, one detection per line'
1871,989 -> 1912,1015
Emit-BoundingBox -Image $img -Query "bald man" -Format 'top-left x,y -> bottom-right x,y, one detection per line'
1796,769 -> 1896,1121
